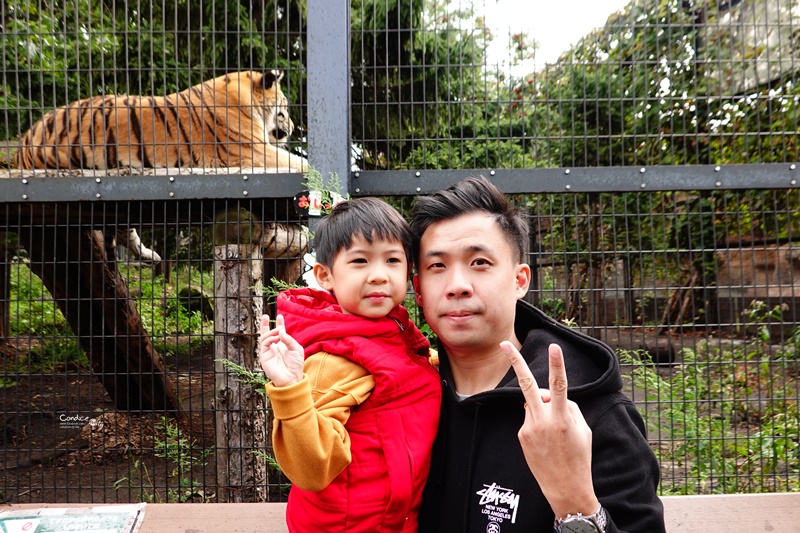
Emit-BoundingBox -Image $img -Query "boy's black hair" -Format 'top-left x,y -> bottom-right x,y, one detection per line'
409,176 -> 529,264
314,197 -> 414,268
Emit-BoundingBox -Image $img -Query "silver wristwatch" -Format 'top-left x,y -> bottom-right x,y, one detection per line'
554,505 -> 607,533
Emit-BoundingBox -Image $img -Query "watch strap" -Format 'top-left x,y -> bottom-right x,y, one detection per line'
554,505 -> 607,533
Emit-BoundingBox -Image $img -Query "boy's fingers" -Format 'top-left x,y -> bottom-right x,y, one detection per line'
500,341 -> 542,414
259,314 -> 271,336
272,314 -> 303,353
279,328 -> 303,352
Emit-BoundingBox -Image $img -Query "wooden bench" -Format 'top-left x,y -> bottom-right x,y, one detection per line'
5,492 -> 800,532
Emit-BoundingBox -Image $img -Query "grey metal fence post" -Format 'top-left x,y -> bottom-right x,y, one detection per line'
307,0 -> 352,208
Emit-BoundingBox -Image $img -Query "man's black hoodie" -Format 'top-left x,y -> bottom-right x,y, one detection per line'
419,300 -> 666,533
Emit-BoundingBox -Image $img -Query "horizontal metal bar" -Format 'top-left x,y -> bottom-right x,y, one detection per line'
0,172 -> 306,203
2,163 -> 798,202
351,164 -> 800,196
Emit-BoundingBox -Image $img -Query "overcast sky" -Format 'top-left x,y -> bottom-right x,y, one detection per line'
483,0 -> 631,73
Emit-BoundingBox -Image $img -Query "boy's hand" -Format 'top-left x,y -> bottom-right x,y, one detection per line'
258,314 -> 304,387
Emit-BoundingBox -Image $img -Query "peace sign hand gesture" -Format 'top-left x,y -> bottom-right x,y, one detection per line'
258,314 -> 305,387
500,341 -> 601,520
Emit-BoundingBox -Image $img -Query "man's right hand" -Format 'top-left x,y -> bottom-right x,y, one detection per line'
258,314 -> 304,387
500,341 -> 600,521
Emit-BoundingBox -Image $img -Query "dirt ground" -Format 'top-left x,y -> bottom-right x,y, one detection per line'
0,338 -> 286,504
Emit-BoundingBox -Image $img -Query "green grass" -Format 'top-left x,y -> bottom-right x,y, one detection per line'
6,260 -> 85,373
124,264 -> 215,356
623,342 -> 800,495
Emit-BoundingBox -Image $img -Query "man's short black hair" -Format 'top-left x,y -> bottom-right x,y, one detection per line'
314,197 -> 414,268
410,176 -> 529,264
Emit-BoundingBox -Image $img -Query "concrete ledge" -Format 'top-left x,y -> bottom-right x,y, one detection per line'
661,492 -> 800,531
6,492 -> 800,532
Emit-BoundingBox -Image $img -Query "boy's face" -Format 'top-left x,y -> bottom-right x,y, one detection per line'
314,235 -> 409,318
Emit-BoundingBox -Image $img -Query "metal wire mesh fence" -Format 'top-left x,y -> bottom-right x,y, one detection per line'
0,197 -> 305,503
1,0 -> 800,504
350,0 -> 800,170
523,188 -> 800,495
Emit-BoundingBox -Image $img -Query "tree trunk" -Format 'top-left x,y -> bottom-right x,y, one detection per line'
17,226 -> 183,416
213,227 -> 268,502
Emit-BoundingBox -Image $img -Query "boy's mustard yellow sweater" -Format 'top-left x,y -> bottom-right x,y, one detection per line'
265,352 -> 375,491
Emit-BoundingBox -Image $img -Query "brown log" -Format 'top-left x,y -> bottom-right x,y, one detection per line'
16,226 -> 183,416
261,223 -> 309,258
261,222 -> 307,319
213,232 -> 269,502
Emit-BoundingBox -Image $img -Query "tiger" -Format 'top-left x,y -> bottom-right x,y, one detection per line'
14,70 -> 307,171
13,70 -> 307,265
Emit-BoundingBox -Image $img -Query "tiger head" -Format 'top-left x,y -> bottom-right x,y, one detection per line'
255,70 -> 294,147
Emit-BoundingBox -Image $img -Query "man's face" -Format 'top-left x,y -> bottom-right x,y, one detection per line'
413,213 -> 530,356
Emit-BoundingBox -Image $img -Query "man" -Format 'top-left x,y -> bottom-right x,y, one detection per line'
411,177 -> 665,533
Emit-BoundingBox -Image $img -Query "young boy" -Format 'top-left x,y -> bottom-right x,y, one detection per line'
258,197 -> 441,533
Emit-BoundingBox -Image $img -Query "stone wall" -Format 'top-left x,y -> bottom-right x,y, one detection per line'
715,244 -> 800,337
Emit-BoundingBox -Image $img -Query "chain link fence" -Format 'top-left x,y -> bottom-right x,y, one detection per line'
2,0 -> 800,502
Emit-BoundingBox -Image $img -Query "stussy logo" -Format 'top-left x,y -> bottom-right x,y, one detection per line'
476,483 -> 520,524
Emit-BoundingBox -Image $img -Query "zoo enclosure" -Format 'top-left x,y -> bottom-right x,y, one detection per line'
2,0 -> 800,502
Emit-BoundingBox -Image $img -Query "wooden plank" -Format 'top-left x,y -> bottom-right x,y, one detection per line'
1,503 -> 288,533
661,492 -> 800,531
139,503 -> 288,532
7,493 -> 800,532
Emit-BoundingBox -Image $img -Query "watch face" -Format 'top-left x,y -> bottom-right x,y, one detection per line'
561,520 -> 599,533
